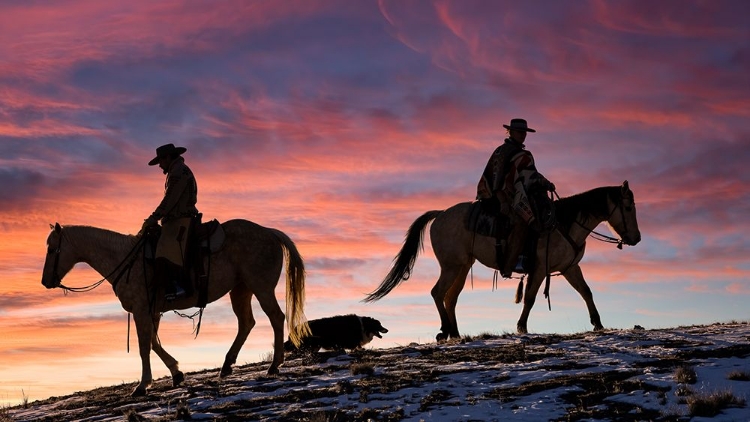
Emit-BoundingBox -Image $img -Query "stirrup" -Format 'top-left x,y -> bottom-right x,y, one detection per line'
514,255 -> 527,273
165,285 -> 186,301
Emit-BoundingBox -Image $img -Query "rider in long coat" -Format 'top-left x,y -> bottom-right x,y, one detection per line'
477,118 -> 555,277
141,143 -> 200,300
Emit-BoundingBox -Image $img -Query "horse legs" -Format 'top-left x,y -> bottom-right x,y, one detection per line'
443,265 -> 471,340
516,271 -> 545,334
431,264 -> 466,342
220,284 -> 256,378
131,311 -> 155,396
562,264 -> 604,331
149,315 -> 184,387
254,288 -> 285,375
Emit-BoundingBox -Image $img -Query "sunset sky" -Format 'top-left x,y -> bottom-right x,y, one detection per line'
1,0 -> 748,405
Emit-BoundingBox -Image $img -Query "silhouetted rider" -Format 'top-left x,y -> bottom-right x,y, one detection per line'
477,118 -> 555,277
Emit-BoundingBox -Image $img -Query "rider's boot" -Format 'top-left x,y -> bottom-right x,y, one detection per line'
514,255 -> 528,273
165,280 -> 186,301
155,258 -> 186,301
501,223 -> 528,277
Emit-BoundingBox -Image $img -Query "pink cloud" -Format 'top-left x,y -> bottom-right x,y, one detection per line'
726,282 -> 750,295
590,0 -> 748,39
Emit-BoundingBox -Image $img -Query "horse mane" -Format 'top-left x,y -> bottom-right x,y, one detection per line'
62,225 -> 138,250
554,186 -> 621,229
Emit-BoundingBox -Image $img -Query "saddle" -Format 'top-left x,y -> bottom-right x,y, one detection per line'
144,215 -> 226,307
465,198 -> 511,239
466,196 -> 552,275
466,199 -> 513,273
144,217 -> 225,260
193,217 -> 225,253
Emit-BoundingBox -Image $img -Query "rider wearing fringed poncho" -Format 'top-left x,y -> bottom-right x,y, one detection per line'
477,118 -> 556,278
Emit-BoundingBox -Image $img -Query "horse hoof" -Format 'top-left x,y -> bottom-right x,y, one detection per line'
516,325 -> 528,335
131,386 -> 148,397
220,366 -> 233,378
267,366 -> 280,376
593,325 -> 605,331
436,332 -> 448,342
172,371 -> 185,387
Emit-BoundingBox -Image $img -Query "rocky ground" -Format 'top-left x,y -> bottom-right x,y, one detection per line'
4,322 -> 750,421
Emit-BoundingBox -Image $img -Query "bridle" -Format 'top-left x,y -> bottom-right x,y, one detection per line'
571,193 -> 635,250
49,226 -> 144,293
541,191 -> 634,309
50,230 -> 65,288
50,229 -> 106,292
583,201 -> 624,249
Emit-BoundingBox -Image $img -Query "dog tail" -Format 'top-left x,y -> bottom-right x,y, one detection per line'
283,339 -> 297,352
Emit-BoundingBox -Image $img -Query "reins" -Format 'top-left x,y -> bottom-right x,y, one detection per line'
555,190 -> 625,250
52,228 -> 147,354
55,230 -> 145,293
469,190 -> 628,311
60,280 -> 107,293
586,229 -> 623,249
573,195 -> 625,249
540,191 -> 627,309
50,224 -> 215,355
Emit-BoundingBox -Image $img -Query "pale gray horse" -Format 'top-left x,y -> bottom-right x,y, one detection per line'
365,181 -> 640,340
41,219 -> 309,396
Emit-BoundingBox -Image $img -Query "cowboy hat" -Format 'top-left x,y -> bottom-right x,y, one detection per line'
502,118 -> 536,133
148,143 -> 187,166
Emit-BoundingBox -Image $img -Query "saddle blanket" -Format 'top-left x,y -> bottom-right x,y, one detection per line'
466,200 -> 509,238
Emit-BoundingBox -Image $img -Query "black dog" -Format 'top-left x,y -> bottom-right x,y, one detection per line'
284,314 -> 388,352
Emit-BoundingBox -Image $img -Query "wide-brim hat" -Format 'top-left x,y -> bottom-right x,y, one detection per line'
148,143 -> 187,166
502,118 -> 536,133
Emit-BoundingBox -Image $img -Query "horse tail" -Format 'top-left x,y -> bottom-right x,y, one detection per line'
363,210 -> 443,302
270,229 -> 310,347
514,278 -> 524,304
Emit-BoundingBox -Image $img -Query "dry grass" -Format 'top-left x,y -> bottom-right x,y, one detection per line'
686,389 -> 746,417
0,407 -> 13,422
674,385 -> 694,397
351,363 -> 375,376
727,370 -> 750,381
124,409 -> 148,421
419,389 -> 454,412
674,365 -> 697,384
174,400 -> 191,420
260,351 -> 274,362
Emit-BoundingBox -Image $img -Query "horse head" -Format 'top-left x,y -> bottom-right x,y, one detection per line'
41,223 -> 71,289
607,181 -> 641,246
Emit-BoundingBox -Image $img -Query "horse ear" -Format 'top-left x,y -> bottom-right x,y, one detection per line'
49,223 -> 54,230
622,180 -> 630,193
54,223 -> 62,233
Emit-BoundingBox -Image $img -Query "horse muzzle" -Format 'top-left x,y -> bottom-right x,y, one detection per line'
622,233 -> 641,246
41,275 -> 61,289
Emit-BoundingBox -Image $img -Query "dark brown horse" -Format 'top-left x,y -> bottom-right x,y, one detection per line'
365,181 -> 640,340
41,219 -> 309,396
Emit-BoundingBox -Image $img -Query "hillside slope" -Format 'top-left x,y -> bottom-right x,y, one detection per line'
6,322 -> 750,421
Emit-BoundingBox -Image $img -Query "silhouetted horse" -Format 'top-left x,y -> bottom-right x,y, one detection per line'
41,219 -> 309,396
365,181 -> 640,340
